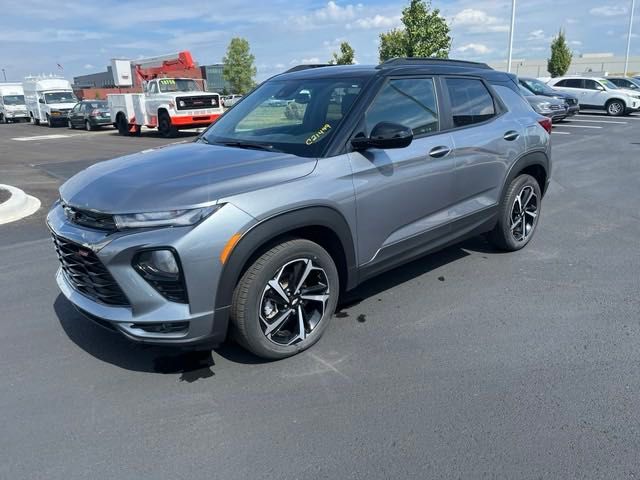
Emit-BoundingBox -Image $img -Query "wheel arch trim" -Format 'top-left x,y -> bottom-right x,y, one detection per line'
214,206 -> 358,313
501,149 -> 550,199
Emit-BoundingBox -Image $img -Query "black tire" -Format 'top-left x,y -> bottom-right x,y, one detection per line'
85,120 -> 93,131
606,99 -> 625,117
47,114 -> 54,127
117,114 -> 129,136
0,114 -> 6,124
488,174 -> 542,251
231,239 -> 339,360
68,119 -> 75,129
158,112 -> 178,138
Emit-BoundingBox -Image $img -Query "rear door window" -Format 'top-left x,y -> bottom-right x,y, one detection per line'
444,78 -> 496,128
365,78 -> 439,137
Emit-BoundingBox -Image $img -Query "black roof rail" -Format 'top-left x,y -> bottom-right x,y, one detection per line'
285,64 -> 334,73
377,57 -> 492,70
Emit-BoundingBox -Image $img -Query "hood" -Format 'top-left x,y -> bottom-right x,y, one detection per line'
543,90 -> 576,102
60,142 -> 317,214
617,88 -> 640,98
526,94 -> 564,107
48,102 -> 76,109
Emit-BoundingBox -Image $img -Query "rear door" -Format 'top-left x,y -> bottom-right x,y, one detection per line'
348,76 -> 456,268
444,76 -> 524,229
554,79 -> 589,105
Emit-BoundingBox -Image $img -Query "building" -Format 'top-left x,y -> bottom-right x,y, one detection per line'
201,64 -> 232,93
74,66 -> 122,89
489,53 -> 640,78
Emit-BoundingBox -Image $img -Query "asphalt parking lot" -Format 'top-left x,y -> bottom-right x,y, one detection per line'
1,114 -> 640,479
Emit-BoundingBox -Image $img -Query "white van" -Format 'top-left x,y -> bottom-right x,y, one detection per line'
23,76 -> 78,126
0,83 -> 29,123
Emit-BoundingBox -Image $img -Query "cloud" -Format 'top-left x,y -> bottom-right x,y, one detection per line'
347,14 -> 401,30
570,40 -> 582,46
456,43 -> 492,55
292,1 -> 364,30
83,64 -> 95,70
301,57 -> 321,64
450,8 -> 509,33
589,6 -> 627,16
0,29 -> 110,43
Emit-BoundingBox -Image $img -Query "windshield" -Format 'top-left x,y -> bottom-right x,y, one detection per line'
85,101 -> 107,109
200,77 -> 366,157
3,95 -> 25,105
44,92 -> 77,104
522,78 -> 555,95
158,78 -> 202,93
518,85 -> 534,97
598,79 -> 618,89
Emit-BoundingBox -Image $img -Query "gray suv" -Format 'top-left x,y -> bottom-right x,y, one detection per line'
48,59 -> 552,359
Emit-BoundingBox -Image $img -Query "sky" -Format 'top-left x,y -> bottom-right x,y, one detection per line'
0,0 -> 637,82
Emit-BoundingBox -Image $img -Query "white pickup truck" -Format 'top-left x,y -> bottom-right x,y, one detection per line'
108,78 -> 223,137
23,76 -> 78,126
0,83 -> 29,123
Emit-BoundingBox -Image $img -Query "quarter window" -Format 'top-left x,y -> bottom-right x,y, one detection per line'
365,78 -> 439,136
445,78 -> 496,127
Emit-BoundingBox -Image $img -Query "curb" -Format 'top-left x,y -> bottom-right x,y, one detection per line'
0,184 -> 42,225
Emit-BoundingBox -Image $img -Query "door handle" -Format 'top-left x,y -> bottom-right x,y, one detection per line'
429,146 -> 451,158
503,131 -> 520,141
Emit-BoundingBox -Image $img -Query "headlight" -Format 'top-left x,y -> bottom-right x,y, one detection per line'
179,100 -> 186,107
533,102 -> 552,113
211,98 -> 218,105
114,205 -> 222,229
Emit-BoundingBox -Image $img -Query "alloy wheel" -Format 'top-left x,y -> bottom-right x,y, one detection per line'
608,102 -> 622,115
259,258 -> 330,346
510,185 -> 538,242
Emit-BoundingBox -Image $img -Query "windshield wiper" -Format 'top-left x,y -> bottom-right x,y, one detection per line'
216,141 -> 279,152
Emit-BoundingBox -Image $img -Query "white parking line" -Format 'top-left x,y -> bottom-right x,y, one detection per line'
554,124 -> 602,129
577,114 -> 640,120
12,134 -> 73,141
570,119 -> 628,124
552,131 -> 571,135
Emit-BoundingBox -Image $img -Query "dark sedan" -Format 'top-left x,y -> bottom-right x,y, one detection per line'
67,100 -> 112,131
519,77 -> 580,117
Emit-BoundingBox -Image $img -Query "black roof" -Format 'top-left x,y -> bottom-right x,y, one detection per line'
276,58 -> 513,83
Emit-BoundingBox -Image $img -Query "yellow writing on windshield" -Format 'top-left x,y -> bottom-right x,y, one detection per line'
305,123 -> 332,145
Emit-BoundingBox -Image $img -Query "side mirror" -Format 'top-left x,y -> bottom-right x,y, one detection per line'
596,84 -> 605,91
38,98 -> 45,104
351,122 -> 414,150
294,92 -> 311,104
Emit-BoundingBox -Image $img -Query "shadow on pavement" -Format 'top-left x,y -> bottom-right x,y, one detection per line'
55,235 -> 503,375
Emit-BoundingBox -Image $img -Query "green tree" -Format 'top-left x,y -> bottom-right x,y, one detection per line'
222,37 -> 257,95
329,41 -> 355,65
379,0 -> 451,62
547,29 -> 573,77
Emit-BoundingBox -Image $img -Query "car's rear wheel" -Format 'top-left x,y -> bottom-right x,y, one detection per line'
488,174 -> 541,251
158,112 -> 178,138
231,239 -> 339,359
606,100 -> 625,116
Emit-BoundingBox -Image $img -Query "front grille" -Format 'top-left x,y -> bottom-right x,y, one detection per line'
176,95 -> 219,110
62,203 -> 116,231
52,233 -> 130,306
549,104 -> 563,111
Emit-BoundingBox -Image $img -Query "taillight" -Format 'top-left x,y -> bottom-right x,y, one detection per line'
90,109 -> 100,117
538,117 -> 552,134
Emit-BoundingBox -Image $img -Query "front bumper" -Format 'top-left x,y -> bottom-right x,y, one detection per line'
566,105 -> 579,117
542,110 -> 567,123
170,113 -> 221,128
47,201 -> 253,346
4,110 -> 29,119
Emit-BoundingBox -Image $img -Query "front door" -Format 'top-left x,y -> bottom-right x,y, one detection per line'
348,77 -> 456,269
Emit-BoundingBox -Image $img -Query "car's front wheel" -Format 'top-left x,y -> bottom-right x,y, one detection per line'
606,99 -> 625,116
231,239 -> 339,359
488,174 -> 541,251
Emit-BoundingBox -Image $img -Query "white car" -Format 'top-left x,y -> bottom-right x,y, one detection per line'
547,76 -> 640,116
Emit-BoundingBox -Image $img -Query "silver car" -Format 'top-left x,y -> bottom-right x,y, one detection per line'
48,59 -> 552,359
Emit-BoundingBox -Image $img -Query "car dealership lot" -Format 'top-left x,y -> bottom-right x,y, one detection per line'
1,115 -> 640,478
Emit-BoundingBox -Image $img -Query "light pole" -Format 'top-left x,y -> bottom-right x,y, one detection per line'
1,68 -> 6,82
624,0 -> 636,75
507,0 -> 517,73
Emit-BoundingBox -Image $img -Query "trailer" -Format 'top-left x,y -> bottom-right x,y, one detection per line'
108,52 -> 224,137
